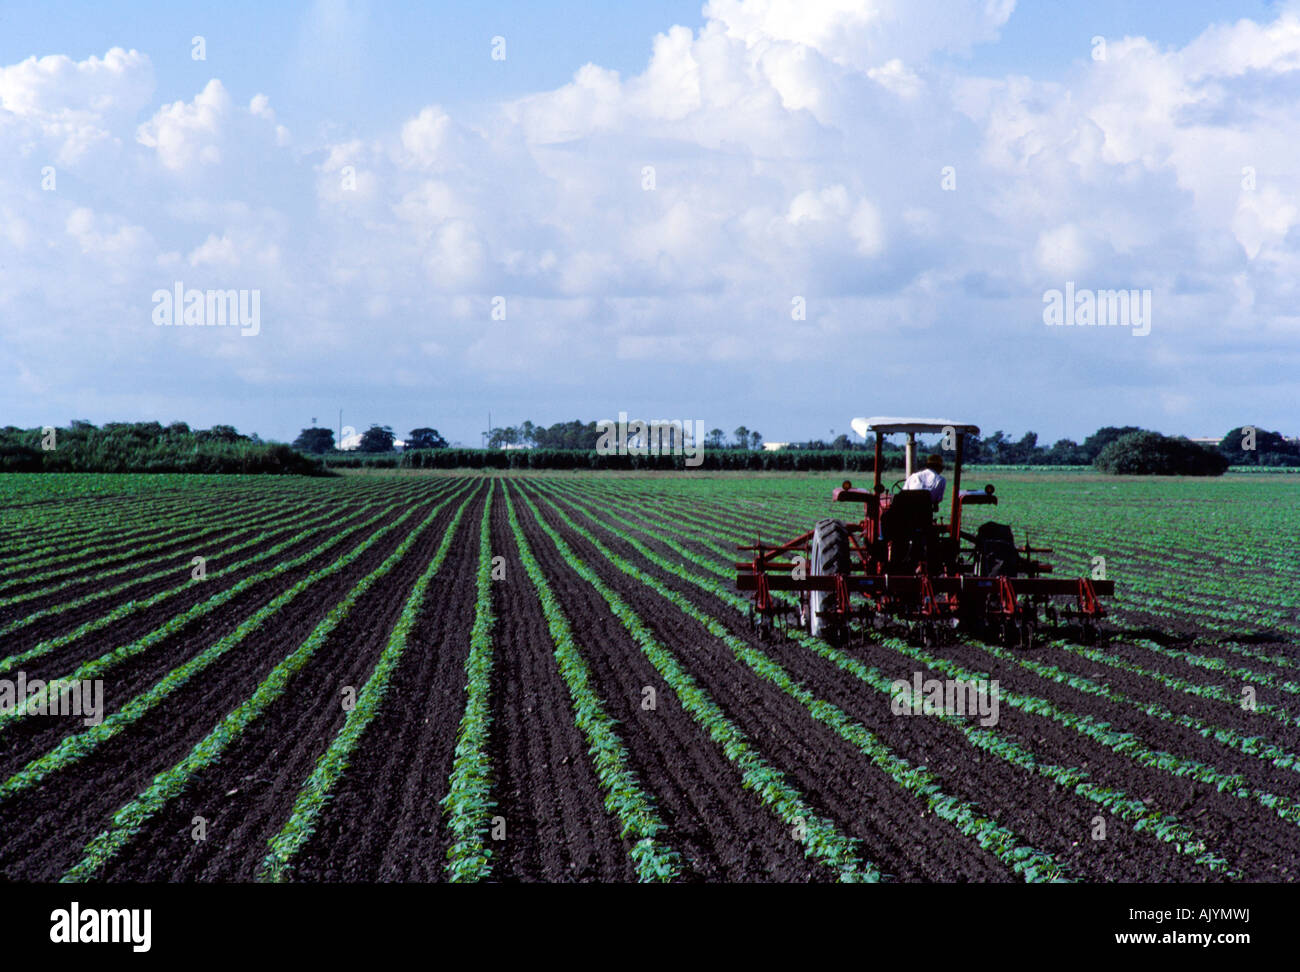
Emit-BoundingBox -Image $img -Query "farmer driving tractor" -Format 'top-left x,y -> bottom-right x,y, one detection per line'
905,453 -> 947,507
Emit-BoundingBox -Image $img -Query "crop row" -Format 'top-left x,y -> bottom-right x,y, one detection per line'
0,482 -> 476,801
0,475 -> 404,584
0,487 -> 443,723
0,500 -> 349,642
0,484 -> 296,574
61,482 -> 471,881
514,485 -> 880,881
501,486 -> 681,882
258,483 -> 481,881
0,492 -> 314,603
440,482 -> 499,882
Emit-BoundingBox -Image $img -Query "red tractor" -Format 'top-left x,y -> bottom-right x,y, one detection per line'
736,417 -> 1113,648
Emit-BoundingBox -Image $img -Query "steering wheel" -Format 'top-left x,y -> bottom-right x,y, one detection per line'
888,479 -> 906,495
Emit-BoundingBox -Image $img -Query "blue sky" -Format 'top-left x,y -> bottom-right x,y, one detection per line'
1,1 -> 1296,446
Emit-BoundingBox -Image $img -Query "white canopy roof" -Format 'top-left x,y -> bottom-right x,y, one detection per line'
851,416 -> 980,438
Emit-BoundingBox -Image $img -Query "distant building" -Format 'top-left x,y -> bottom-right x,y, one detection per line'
762,442 -> 788,452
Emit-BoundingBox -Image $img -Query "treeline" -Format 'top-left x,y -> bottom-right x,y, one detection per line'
325,448 -> 905,472
963,425 -> 1298,468
3,419 -> 1289,477
485,420 -> 602,450
908,427 -> 1187,465
484,420 -> 766,450
477,420 -> 1298,469
327,424 -> 1290,476
0,422 -> 326,475
878,425 -> 1294,473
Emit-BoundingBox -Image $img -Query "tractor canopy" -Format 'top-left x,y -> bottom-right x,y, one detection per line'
851,416 -> 981,489
851,417 -> 980,437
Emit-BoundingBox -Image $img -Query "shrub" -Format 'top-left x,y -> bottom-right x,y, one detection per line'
1094,431 -> 1229,476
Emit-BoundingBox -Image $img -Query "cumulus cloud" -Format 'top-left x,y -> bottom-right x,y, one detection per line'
400,106 -> 452,167
0,47 -> 152,118
0,47 -> 153,164
3,1 -> 1299,441
703,0 -> 1014,71
136,79 -> 233,170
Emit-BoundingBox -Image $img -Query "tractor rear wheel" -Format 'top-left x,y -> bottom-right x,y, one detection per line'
809,518 -> 850,639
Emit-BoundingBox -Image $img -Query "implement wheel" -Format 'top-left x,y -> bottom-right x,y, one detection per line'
809,518 -> 850,640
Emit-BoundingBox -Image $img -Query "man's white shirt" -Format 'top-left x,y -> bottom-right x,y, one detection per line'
904,468 -> 946,504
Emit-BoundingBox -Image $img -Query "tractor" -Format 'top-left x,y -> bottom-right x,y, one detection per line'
735,417 -> 1113,648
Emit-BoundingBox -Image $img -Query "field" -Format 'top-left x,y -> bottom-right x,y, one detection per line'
0,470 -> 1297,882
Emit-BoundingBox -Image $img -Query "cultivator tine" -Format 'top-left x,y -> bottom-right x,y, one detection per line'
1077,577 -> 1105,619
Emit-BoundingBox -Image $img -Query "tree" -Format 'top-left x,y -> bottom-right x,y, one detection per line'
1094,431 -> 1228,476
532,419 -> 599,449
705,428 -> 725,449
196,424 -> 245,444
749,431 -> 763,451
1219,426 -> 1300,467
1009,431 -> 1039,464
293,428 -> 335,453
733,426 -> 750,449
1047,438 -> 1085,464
1079,426 -> 1144,463
976,430 -> 1007,463
407,427 -> 449,449
358,424 -> 396,453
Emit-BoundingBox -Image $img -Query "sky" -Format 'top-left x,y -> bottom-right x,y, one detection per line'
1,0 -> 1296,447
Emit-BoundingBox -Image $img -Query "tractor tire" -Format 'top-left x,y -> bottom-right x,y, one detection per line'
809,518 -> 850,639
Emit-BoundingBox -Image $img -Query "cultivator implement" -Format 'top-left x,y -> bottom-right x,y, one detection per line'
736,417 -> 1114,648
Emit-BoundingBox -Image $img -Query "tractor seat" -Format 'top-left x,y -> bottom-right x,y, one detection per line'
881,490 -> 937,568
882,489 -> 935,539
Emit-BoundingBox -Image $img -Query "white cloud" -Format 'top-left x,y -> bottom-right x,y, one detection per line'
788,186 -> 851,223
0,47 -> 153,165
0,47 -> 151,117
703,0 -> 1014,70
849,199 -> 885,256
400,106 -> 452,167
63,207 -> 151,266
5,2 -> 1300,441
136,79 -> 289,172
1035,224 -> 1091,277
136,79 -> 232,170
187,233 -> 241,269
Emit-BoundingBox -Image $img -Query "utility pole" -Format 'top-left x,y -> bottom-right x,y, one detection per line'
339,409 -> 343,450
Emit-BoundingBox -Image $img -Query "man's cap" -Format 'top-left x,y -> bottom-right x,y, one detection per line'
925,454 -> 945,472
